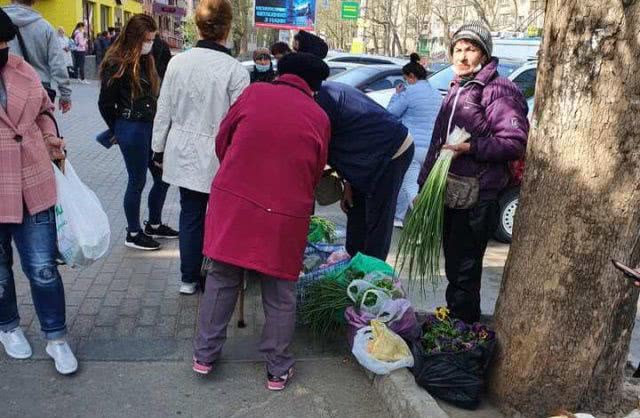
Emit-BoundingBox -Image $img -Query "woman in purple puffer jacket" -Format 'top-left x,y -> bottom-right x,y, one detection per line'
418,22 -> 529,324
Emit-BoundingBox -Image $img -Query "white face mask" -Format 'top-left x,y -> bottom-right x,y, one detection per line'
141,41 -> 153,55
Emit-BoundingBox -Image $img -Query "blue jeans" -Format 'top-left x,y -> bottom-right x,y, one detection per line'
0,208 -> 67,340
115,119 -> 170,232
179,188 -> 209,284
395,146 -> 428,222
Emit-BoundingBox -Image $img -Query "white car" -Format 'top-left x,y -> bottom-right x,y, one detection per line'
241,58 -> 360,78
367,88 -> 395,108
326,53 -> 409,66
326,61 -> 362,77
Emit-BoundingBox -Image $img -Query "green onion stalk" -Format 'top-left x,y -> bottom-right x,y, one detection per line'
299,277 -> 351,336
395,127 -> 470,294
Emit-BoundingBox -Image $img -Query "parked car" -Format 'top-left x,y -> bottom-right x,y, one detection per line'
325,53 -> 409,66
427,59 -> 537,99
241,58 -> 361,78
366,59 -> 538,243
327,61 -> 362,77
427,61 -> 450,73
494,95 -> 535,243
328,65 -> 408,92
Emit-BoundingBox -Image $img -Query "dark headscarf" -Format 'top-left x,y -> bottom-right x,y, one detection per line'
277,52 -> 330,91
0,8 -> 18,42
294,30 -> 328,59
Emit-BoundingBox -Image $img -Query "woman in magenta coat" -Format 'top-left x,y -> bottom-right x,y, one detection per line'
193,53 -> 331,391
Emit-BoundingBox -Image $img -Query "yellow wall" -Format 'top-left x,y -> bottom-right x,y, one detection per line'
0,0 -> 143,36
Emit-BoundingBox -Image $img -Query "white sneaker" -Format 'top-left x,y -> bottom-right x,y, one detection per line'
0,327 -> 32,359
393,219 -> 404,228
179,283 -> 198,295
46,340 -> 78,375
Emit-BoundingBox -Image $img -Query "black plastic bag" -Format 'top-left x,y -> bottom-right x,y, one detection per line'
411,339 -> 495,410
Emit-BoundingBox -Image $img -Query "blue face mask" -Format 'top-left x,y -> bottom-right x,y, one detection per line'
255,63 -> 271,73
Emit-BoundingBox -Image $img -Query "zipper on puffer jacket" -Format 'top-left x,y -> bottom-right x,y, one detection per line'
445,79 -> 485,144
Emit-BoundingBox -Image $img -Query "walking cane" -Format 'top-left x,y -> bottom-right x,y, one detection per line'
237,275 -> 246,328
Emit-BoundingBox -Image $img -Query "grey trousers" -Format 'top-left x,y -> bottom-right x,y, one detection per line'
193,260 -> 297,376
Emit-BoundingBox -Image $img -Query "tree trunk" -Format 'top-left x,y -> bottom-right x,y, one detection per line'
442,20 -> 451,51
372,29 -> 380,54
490,1 -> 640,416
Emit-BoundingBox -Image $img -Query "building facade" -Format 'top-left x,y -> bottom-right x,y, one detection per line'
143,0 -> 186,49
0,0 -> 143,38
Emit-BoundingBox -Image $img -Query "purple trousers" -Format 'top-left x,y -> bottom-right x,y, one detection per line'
193,260 -> 297,376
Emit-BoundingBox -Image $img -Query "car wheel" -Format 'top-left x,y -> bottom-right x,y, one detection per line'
494,187 -> 520,243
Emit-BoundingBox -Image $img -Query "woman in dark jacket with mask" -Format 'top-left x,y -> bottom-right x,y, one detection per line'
250,47 -> 276,83
99,14 -> 178,251
418,22 -> 529,323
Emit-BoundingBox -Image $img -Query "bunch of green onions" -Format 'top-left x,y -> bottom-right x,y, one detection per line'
396,127 -> 470,294
299,277 -> 351,336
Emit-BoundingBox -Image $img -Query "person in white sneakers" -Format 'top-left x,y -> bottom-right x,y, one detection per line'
0,10 -> 77,375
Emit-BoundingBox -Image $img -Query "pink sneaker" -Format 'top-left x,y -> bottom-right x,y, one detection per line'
192,357 -> 213,375
266,367 -> 294,391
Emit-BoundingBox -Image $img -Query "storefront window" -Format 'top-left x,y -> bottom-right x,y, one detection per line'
100,5 -> 111,32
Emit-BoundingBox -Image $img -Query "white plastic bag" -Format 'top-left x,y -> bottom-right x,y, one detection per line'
441,126 -> 471,159
347,279 -> 378,302
53,161 -> 110,266
352,326 -> 414,375
376,299 -> 412,324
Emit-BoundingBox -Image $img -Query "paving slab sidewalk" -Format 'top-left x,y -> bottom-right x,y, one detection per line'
1,359 -> 388,418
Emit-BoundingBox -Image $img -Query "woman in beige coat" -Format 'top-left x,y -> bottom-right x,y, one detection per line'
151,0 -> 250,295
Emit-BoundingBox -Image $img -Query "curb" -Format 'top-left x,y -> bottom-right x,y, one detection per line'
366,369 -> 449,418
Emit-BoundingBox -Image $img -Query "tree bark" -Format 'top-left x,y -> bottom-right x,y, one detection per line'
511,0 -> 519,31
490,1 -> 640,416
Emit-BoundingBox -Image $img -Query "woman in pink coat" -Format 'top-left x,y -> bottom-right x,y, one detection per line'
193,53 -> 331,391
0,9 -> 77,375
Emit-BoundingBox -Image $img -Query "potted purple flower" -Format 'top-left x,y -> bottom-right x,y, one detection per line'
411,307 -> 496,410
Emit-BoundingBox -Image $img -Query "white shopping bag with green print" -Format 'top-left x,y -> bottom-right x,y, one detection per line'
53,161 -> 110,266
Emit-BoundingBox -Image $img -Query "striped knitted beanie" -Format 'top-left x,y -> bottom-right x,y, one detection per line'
450,22 -> 493,58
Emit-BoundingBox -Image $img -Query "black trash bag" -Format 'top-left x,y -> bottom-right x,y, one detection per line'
410,339 -> 495,410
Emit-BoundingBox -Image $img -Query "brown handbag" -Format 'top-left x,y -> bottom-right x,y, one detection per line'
445,172 -> 481,210
315,168 -> 344,206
